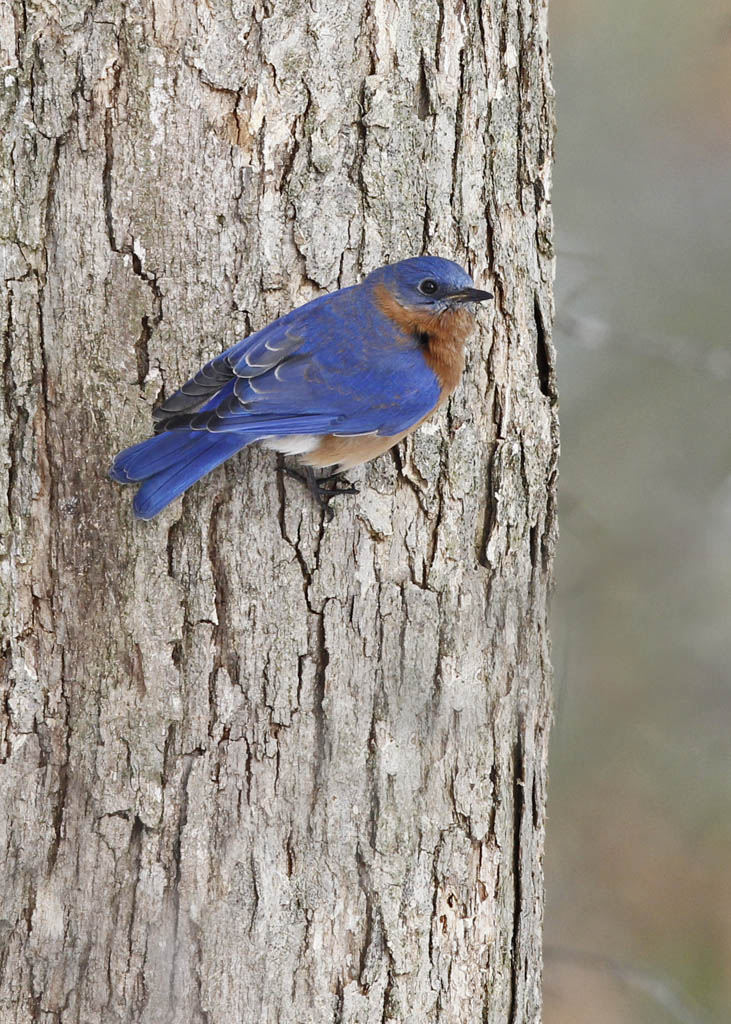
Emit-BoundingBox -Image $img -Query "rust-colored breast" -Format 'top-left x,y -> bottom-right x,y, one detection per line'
374,283 -> 472,397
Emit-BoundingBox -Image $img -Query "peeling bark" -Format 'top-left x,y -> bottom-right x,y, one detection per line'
0,0 -> 557,1021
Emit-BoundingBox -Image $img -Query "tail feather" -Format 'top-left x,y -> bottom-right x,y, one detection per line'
111,430 -> 251,519
110,430 -> 203,482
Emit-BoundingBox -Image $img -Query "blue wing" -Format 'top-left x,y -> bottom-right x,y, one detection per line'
111,282 -> 441,518
153,283 -> 440,437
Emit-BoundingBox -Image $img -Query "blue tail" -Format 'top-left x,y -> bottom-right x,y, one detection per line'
111,430 -> 251,519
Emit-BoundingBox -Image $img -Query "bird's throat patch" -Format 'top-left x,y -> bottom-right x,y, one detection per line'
374,283 -> 472,396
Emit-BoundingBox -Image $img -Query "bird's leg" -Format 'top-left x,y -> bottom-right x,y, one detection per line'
311,469 -> 360,495
281,465 -> 359,519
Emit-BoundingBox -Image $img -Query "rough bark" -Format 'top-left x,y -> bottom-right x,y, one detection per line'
0,1 -> 556,1021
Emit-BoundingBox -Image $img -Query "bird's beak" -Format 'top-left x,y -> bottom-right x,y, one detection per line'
449,287 -> 494,304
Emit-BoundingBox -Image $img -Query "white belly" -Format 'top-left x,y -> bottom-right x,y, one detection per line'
260,434 -> 322,457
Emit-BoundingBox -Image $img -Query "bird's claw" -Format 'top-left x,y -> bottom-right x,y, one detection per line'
281,466 -> 359,519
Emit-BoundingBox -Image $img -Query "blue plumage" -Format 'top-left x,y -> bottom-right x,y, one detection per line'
110,256 -> 492,518
130,434 -> 248,519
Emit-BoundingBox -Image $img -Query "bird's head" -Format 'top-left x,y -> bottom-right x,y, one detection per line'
369,256 -> 493,313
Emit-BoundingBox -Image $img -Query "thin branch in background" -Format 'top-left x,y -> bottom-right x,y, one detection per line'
545,945 -> 718,1024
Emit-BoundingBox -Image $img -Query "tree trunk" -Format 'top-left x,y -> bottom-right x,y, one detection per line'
0,1 -> 556,1021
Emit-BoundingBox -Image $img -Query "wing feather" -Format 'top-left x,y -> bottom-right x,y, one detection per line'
152,283 -> 441,440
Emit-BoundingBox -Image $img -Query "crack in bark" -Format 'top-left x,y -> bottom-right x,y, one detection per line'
420,185 -> 431,255
478,442 -> 499,569
207,495 -> 240,688
355,843 -> 385,997
103,101 -> 121,254
168,749 -> 203,1014
508,730 -> 525,1024
103,63 -> 162,389
416,52 -> 430,121
248,848 -> 262,938
130,250 -> 163,389
424,471 -> 446,586
309,600 -> 330,816
435,0 -> 446,72
449,50 -> 467,242
124,814 -> 146,1017
281,83 -> 312,194
0,644 -> 13,765
46,759 -> 68,874
389,444 -> 429,518
515,1 -> 527,208
3,284 -> 25,526
351,76 -> 372,263
533,293 -> 552,399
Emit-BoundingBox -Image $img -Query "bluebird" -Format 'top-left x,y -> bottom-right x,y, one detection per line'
110,256 -> 492,519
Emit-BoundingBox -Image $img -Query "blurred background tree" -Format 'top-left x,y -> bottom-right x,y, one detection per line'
545,1 -> 731,1022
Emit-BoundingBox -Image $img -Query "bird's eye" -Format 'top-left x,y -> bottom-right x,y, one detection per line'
419,279 -> 439,295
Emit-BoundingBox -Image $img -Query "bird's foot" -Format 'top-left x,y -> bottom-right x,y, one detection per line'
282,466 -> 359,520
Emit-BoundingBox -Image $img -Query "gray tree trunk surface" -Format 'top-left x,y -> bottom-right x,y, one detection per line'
0,1 -> 556,1021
